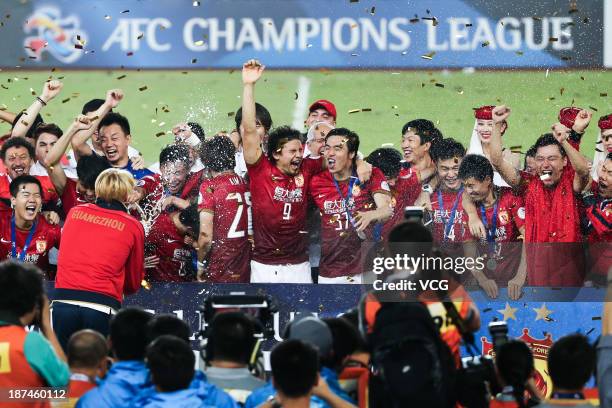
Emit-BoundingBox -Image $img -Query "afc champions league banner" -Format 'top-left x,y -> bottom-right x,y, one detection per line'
0,0 -> 606,69
46,283 -> 603,398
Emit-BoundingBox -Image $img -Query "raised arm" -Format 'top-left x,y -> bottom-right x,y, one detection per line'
11,80 -> 63,138
0,109 -> 16,125
555,131 -> 590,193
71,89 -> 123,159
197,211 -> 214,281
489,106 -> 522,188
241,60 -> 265,165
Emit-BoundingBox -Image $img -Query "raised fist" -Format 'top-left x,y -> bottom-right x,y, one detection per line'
40,80 -> 63,103
572,109 -> 592,134
73,114 -> 93,131
242,59 -> 265,85
105,89 -> 124,109
492,105 -> 511,123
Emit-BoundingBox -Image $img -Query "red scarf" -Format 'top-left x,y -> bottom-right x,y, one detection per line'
524,166 -> 581,243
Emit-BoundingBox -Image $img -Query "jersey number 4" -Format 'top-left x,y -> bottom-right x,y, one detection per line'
226,192 -> 252,238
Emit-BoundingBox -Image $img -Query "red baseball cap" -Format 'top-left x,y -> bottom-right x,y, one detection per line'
598,114 -> 612,130
309,99 -> 337,121
558,107 -> 582,129
473,105 -> 494,120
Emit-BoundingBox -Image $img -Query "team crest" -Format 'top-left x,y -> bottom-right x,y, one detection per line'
294,174 -> 304,187
36,240 -> 47,253
498,210 -> 509,225
482,328 -> 553,398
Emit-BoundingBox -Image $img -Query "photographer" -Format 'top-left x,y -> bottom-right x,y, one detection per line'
0,261 -> 69,391
203,312 -> 266,404
491,340 -> 541,408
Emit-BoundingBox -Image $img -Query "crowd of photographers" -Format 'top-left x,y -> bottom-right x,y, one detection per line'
1,219 -> 611,408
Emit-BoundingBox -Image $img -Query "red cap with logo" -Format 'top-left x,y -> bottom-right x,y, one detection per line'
309,99 -> 337,120
473,105 -> 495,120
558,107 -> 582,129
598,114 -> 612,130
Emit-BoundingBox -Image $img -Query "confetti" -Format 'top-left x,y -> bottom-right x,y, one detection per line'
545,69 -> 550,78
560,87 -> 565,95
191,58 -> 197,64
0,104 -> 7,111
370,6 -> 375,15
155,131 -> 166,137
586,328 -> 595,335
589,106 -> 598,111
116,74 -> 126,80
20,120 -> 29,126
139,85 -> 148,91
421,51 -> 436,60
120,9 -> 130,14
381,143 -> 394,147
515,51 -> 524,56
141,280 -> 151,290
137,33 -> 144,40
104,15 -> 111,20
435,83 -> 445,88
580,76 -> 585,80
532,16 -> 542,21
549,37 -> 558,42
61,98 -> 70,103
29,88 -> 35,95
350,0 -> 359,2
74,44 -> 83,50
351,53 -> 359,56
483,308 -> 492,313
409,18 -> 420,23
127,51 -> 134,56
561,56 -> 572,61
193,0 -> 200,5
466,23 -> 473,27
601,93 -> 608,97
194,40 -> 204,46
569,1 -> 578,13
227,111 -> 235,117
348,109 -> 361,114
481,41 -> 490,47
509,145 -> 522,151
294,92 -> 298,100
593,316 -> 602,320
391,105 -> 398,109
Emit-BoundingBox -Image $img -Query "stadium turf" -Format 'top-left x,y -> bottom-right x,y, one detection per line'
0,69 -> 610,163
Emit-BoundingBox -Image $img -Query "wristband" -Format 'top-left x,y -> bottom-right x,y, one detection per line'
36,96 -> 47,106
183,133 -> 201,148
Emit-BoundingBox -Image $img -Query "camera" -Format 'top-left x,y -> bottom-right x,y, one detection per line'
404,206 -> 424,221
489,321 -> 509,353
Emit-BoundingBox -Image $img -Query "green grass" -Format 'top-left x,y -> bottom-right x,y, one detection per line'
1,69 -> 611,164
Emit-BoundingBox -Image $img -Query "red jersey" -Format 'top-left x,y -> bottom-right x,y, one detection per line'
60,178 -> 88,215
520,168 -> 584,286
0,174 -> 59,210
247,155 -> 322,265
0,210 -> 61,278
477,187 -> 525,285
382,168 -> 423,238
140,170 -> 205,203
146,212 -> 194,282
430,188 -> 472,257
198,172 -> 250,282
56,203 -> 144,304
309,168 -> 391,278
585,184 -> 612,277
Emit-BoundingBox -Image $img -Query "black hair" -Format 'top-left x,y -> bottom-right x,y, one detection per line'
67,330 -> 108,369
179,204 -> 200,239
1,137 -> 35,162
266,126 -> 303,164
524,145 -> 537,169
98,112 -> 130,136
387,221 -> 435,261
33,123 -> 63,142
458,154 -> 494,182
401,119 -> 442,145
365,148 -> 403,179
159,144 -> 191,167
0,261 -> 44,318
187,122 -> 205,142
430,137 -> 465,163
109,307 -> 153,361
76,154 -> 112,190
12,112 -> 44,140
548,334 -> 595,391
9,175 -> 42,198
533,133 -> 566,157
321,318 -> 363,372
200,136 -> 236,172
235,103 -> 273,133
607,152 -> 612,161
146,335 -> 195,392
271,339 -> 319,399
325,127 -> 360,168
146,314 -> 191,344
496,340 -> 534,408
208,311 -> 257,365
82,99 -> 109,115
339,310 -> 368,353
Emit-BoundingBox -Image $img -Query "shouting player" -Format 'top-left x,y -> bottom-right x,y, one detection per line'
310,128 -> 392,283
459,154 -> 527,300
197,136 -> 251,283
0,176 -> 61,278
489,105 -> 591,287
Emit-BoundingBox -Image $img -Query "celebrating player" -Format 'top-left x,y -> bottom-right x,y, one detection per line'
309,128 -> 392,283
305,99 -> 337,129
459,154 -> 527,300
489,105 -> 591,286
197,136 -> 251,283
592,114 -> 612,181
0,176 -> 61,278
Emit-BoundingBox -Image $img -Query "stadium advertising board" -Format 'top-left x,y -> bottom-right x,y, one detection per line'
0,0 -> 604,69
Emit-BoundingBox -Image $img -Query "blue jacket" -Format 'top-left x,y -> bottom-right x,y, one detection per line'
122,161 -> 154,180
245,367 -> 353,408
129,388 -> 215,408
77,360 -> 149,408
134,370 -> 238,408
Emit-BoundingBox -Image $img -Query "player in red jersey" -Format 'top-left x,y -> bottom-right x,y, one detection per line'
592,114 -> 612,182
0,175 -> 61,279
399,119 -> 441,205
366,147 -> 436,238
240,60 -> 371,283
489,105 -> 591,287
459,154 -> 527,300
584,153 -> 612,283
197,136 -> 251,283
145,203 -> 199,282
310,128 -> 392,283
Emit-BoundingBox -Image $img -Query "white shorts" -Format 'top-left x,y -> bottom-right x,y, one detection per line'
318,274 -> 363,284
250,260 -> 312,283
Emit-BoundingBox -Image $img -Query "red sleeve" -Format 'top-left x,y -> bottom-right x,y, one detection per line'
369,167 -> 392,196
246,154 -> 270,177
140,174 -> 161,196
302,156 -> 324,175
588,203 -> 612,236
197,181 -> 215,213
124,222 -> 145,295
51,224 -> 61,249
509,192 -> 526,230
60,179 -> 78,214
